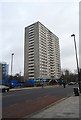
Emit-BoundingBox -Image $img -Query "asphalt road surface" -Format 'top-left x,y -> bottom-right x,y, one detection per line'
2,85 -> 76,118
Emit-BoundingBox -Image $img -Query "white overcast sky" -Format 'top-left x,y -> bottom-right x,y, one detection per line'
0,0 -> 80,75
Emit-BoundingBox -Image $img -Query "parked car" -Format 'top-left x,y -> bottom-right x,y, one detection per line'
68,82 -> 76,85
0,85 -> 9,93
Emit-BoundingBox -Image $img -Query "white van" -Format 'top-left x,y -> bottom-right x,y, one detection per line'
0,85 -> 9,93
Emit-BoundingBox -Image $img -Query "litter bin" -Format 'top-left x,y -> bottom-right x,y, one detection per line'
73,87 -> 79,96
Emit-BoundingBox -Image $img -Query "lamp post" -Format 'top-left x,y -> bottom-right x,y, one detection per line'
71,34 -> 81,93
11,53 -> 14,76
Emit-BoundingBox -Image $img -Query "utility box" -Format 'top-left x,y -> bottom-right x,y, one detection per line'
73,87 -> 79,96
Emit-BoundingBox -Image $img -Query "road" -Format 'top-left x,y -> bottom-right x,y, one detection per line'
2,85 -> 76,118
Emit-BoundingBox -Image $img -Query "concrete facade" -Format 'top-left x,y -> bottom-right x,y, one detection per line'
24,21 -> 61,81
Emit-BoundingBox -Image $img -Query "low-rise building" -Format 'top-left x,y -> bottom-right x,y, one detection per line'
0,62 -> 9,85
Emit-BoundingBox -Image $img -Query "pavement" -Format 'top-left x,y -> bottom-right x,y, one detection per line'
26,94 -> 80,119
9,85 -> 59,91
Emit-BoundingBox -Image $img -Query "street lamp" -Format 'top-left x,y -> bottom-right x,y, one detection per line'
71,34 -> 81,93
11,53 -> 14,76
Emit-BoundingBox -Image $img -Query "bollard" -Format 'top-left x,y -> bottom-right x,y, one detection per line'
73,87 -> 79,96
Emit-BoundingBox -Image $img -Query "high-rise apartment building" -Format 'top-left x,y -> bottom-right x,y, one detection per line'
24,21 -> 61,81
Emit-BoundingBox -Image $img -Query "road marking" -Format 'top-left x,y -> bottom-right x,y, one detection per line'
2,92 -> 30,98
0,93 -> 2,97
2,94 -> 15,98
9,103 -> 17,107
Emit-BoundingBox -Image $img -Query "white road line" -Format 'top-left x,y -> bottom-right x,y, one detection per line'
10,103 -> 17,107
0,93 -> 2,97
2,94 -> 15,98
